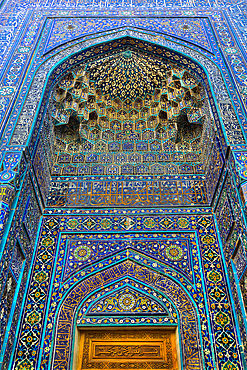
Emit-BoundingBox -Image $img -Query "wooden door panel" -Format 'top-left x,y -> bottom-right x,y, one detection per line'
77,330 -> 178,370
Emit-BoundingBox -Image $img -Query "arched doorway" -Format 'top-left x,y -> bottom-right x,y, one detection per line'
54,262 -> 201,370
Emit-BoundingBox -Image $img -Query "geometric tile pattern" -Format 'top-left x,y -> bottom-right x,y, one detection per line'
13,214 -> 243,370
45,18 -> 212,54
63,233 -> 194,281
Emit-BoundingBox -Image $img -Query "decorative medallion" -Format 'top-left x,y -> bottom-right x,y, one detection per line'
41,237 -> 54,247
67,218 -> 79,229
217,332 -> 235,350
34,271 -> 48,283
44,218 -> 59,230
197,217 -> 211,229
214,311 -> 230,327
143,218 -> 156,229
26,311 -> 41,326
204,248 -> 218,262
0,86 -> 15,96
201,235 -> 215,245
160,218 -> 173,229
118,293 -> 136,310
208,270 -> 222,283
74,245 -> 91,261
209,287 -> 226,302
177,218 -> 189,228
165,245 -> 184,261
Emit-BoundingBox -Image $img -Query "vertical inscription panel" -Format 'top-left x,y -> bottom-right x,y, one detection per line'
79,330 -> 178,370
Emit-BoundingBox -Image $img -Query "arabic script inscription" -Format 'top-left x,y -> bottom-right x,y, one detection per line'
94,344 -> 162,359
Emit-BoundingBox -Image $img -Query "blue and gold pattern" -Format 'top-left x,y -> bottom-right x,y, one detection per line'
45,18 -> 212,54
11,213 -> 243,370
78,284 -> 176,320
63,233 -> 193,281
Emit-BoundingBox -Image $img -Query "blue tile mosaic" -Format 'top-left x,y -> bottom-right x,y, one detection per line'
0,1 -> 247,370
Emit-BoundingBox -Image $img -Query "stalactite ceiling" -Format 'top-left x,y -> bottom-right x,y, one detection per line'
50,49 -> 214,176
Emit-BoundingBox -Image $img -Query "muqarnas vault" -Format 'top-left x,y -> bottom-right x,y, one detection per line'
1,0 -> 247,370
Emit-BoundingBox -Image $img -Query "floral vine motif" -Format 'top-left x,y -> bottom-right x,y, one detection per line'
87,288 -> 170,315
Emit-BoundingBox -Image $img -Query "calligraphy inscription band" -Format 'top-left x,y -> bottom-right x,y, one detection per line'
91,342 -> 164,361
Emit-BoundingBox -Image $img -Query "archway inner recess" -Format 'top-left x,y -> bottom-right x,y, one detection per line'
49,47 -> 213,178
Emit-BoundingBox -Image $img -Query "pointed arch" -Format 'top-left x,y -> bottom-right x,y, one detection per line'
51,261 -> 203,370
76,278 -> 176,322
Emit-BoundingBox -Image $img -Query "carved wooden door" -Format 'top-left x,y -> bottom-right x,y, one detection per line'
77,330 -> 178,370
